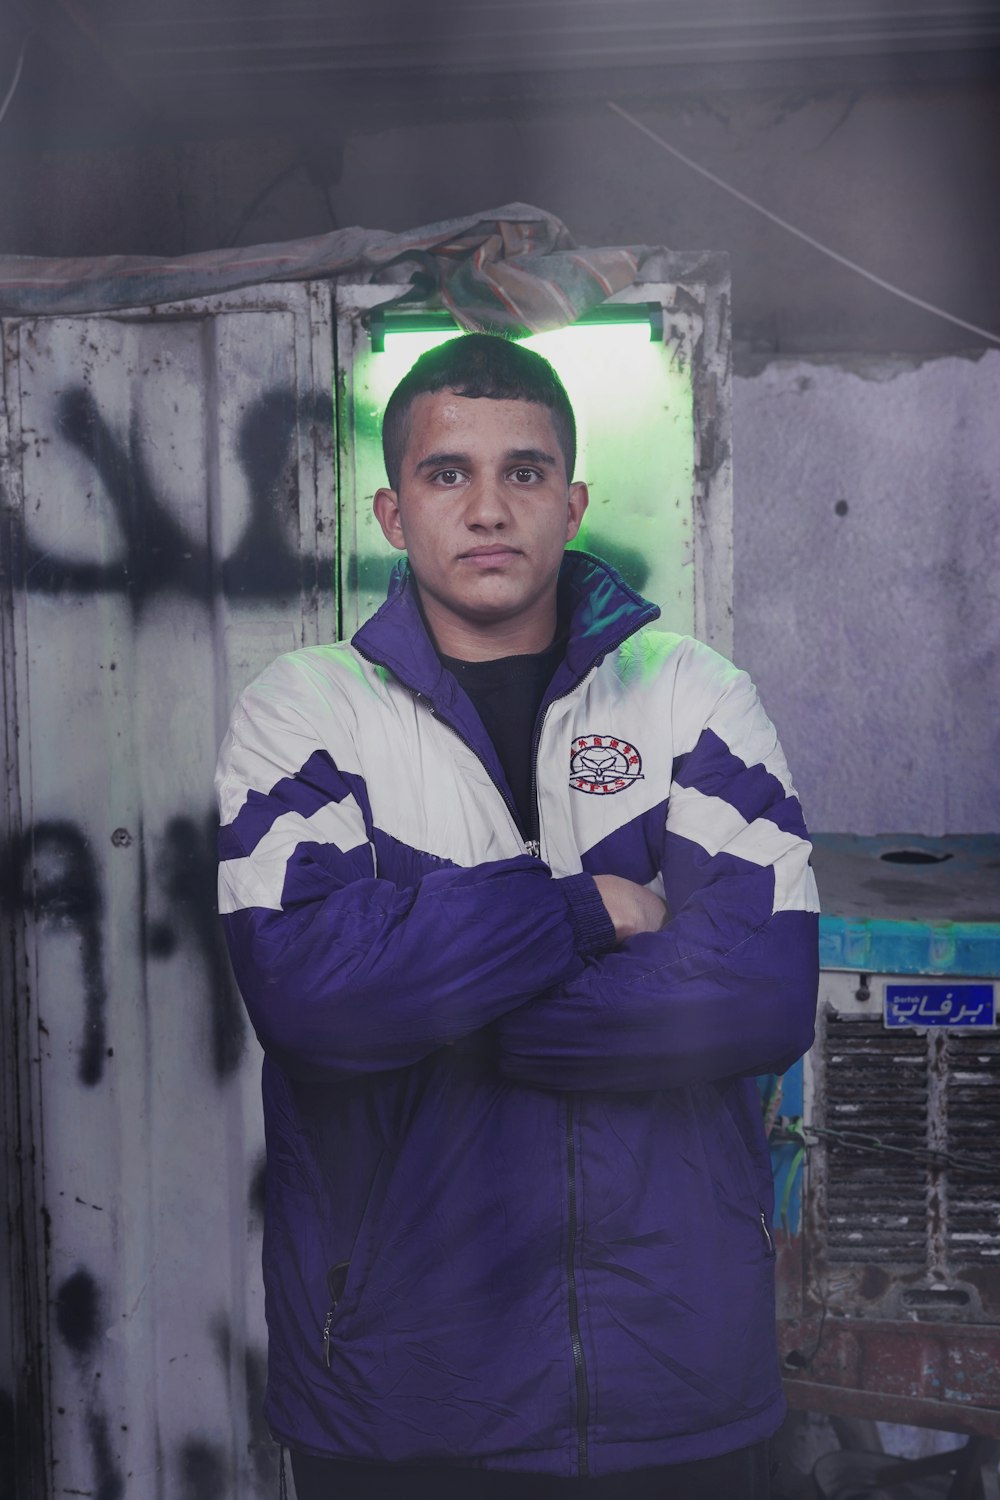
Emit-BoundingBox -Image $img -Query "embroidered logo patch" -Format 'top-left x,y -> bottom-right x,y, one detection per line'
569,735 -> 644,795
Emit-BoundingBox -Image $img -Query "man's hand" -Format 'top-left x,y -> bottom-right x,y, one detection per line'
592,874 -> 668,943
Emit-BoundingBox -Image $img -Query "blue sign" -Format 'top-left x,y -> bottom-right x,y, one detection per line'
884,983 -> 995,1028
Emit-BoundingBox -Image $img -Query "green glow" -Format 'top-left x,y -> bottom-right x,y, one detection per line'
346,320 -> 695,634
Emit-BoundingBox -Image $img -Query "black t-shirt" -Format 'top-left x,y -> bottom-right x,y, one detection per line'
438,637 -> 565,842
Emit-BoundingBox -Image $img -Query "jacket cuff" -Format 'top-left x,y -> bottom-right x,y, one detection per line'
559,872 -> 617,957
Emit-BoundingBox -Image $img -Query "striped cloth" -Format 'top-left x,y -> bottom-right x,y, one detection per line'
0,202 -> 644,330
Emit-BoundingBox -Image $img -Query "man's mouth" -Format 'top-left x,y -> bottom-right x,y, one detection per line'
458,545 -> 522,566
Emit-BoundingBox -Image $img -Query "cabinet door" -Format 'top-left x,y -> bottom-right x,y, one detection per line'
1,281 -> 336,1499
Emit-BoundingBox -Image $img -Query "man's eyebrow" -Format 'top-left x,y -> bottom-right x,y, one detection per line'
413,447 -> 559,473
505,448 -> 558,467
414,451 -> 470,473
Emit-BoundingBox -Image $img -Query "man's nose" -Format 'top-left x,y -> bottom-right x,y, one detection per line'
464,475 -> 511,528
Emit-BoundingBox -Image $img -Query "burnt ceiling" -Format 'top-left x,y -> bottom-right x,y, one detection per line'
5,0 -> 1000,150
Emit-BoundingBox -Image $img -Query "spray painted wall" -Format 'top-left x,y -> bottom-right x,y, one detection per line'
1,282 -> 337,1498
732,351 -> 1000,836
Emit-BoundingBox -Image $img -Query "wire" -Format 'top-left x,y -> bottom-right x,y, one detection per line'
0,31 -> 30,128
225,159 -> 302,248
607,98 -> 1000,349
774,1117 -> 995,1179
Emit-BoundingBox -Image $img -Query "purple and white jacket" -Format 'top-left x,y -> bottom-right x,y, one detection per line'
215,551 -> 819,1478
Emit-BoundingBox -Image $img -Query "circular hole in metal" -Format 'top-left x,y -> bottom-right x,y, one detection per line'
880,849 -> 954,865
783,1349 -> 809,1370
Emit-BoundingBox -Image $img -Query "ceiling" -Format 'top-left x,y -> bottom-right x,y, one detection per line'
7,0 -> 1000,147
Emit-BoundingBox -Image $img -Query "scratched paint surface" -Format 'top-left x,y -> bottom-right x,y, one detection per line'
1,284 -> 336,1498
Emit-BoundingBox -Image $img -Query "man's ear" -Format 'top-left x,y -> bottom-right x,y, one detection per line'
566,481 -> 589,543
373,487 -> 406,551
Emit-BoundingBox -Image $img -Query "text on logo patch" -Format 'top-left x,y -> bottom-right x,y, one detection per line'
569,735 -> 644,795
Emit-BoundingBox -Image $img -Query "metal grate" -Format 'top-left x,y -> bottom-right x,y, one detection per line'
820,1014 -> 1000,1272
823,1015 -> 928,1265
946,1031 -> 1000,1266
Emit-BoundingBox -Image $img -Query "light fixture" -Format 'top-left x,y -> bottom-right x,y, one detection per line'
366,302 -> 664,352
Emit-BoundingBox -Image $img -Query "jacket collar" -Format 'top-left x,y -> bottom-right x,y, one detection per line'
351,550 -> 660,708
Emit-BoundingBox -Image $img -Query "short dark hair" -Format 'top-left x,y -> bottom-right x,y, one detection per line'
381,332 -> 576,491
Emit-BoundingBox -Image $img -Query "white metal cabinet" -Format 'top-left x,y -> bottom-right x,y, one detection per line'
1,283 -> 336,1499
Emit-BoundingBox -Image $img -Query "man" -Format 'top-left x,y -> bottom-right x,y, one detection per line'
216,334 -> 818,1499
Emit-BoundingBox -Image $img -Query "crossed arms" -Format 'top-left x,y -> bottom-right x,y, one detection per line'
216,645 -> 819,1093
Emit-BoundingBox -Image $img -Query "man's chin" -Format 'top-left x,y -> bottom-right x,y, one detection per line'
454,589 -> 537,624
413,574 -> 559,645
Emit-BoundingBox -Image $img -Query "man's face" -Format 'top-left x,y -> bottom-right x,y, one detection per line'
373,391 -> 588,656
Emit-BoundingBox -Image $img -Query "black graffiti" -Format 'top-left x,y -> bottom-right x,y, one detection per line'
342,534 -> 651,604
210,1315 -> 275,1491
87,1410 -> 125,1500
10,380 -> 655,610
244,1342 -> 273,1489
1,811 -> 246,1087
1,822 -> 109,1087
13,385 -> 334,606
147,813 -> 246,1081
54,1267 -> 101,1356
248,1150 -> 267,1227
591,538 -> 650,595
179,1436 -> 229,1500
53,1267 -> 125,1500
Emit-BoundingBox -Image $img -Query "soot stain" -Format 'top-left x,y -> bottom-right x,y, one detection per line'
55,1268 -> 101,1357
88,1409 -> 125,1500
179,1436 -> 229,1500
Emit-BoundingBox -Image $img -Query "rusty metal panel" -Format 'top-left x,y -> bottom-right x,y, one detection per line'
777,962 -> 1000,1433
784,1377 -> 1000,1440
803,980 -> 1000,1323
0,282 -> 336,1497
781,1319 -> 1000,1438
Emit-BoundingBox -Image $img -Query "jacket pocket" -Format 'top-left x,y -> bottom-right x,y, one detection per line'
707,1082 -> 777,1260
319,1149 -> 393,1362
322,1262 -> 350,1368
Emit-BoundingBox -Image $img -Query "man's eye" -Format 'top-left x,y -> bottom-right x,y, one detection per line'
435,469 -> 462,485
511,467 -> 540,484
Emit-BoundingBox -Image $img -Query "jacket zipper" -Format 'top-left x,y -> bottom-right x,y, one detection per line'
356,610 -> 650,1470
321,1260 -> 352,1368
525,698 -> 558,858
760,1210 -> 775,1257
353,643 -> 532,853
356,611 -> 647,861
565,1098 -> 590,1476
420,696 -> 535,853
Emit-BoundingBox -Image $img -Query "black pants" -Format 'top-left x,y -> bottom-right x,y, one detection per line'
290,1440 -> 773,1500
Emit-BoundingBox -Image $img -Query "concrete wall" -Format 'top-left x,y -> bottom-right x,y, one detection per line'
734,351 -> 1000,835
